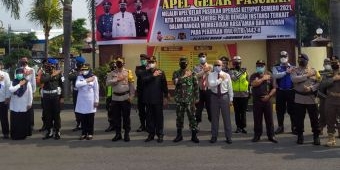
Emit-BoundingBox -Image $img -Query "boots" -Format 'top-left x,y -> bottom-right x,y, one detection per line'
124,132 -> 130,142
191,130 -> 199,143
313,133 -> 320,145
42,129 -> 53,140
112,133 -> 122,142
54,130 -> 61,140
326,133 -> 336,147
173,129 -> 183,142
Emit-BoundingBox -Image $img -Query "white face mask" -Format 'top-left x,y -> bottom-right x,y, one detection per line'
324,64 -> 332,71
280,57 -> 288,63
149,63 -> 156,68
199,57 -> 206,64
83,70 -> 89,75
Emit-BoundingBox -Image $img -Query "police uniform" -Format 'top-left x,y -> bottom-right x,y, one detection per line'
9,68 -> 33,140
135,54 -> 148,132
172,57 -> 199,143
41,59 -> 64,140
132,0 -> 149,37
97,1 -> 113,40
291,54 -> 320,145
106,58 -> 135,142
249,60 -> 277,143
112,0 -> 136,38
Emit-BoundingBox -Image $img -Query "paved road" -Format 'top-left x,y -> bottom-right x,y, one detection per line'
0,109 -> 339,170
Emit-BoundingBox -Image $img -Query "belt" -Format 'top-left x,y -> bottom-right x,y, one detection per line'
43,90 -> 58,94
329,92 -> 340,97
211,92 -> 228,96
278,88 -> 293,91
113,91 -> 129,96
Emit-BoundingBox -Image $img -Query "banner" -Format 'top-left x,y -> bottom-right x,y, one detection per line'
96,0 -> 296,45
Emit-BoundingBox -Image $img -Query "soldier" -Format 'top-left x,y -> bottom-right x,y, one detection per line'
143,56 -> 169,143
68,56 -> 85,132
322,59 -> 340,146
229,56 -> 249,134
317,58 -> 333,135
132,0 -> 149,37
106,57 -> 135,142
291,54 -> 321,145
193,52 -> 212,125
41,59 -> 64,140
272,51 -> 296,135
172,57 -> 199,143
112,0 -> 136,37
0,62 -> 10,139
97,1 -> 114,40
249,60 -> 278,143
104,61 -> 116,132
135,54 -> 148,132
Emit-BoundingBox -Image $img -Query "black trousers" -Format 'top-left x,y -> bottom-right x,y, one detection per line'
72,90 -> 81,125
253,99 -> 274,137
43,94 -> 61,130
195,89 -> 211,123
0,102 -> 9,136
233,97 -> 248,129
146,104 -> 164,136
111,100 -> 131,133
80,113 -> 95,136
27,107 -> 34,135
10,111 -> 29,140
294,103 -> 319,135
41,97 -> 47,125
106,97 -> 114,125
137,95 -> 147,127
275,89 -> 295,128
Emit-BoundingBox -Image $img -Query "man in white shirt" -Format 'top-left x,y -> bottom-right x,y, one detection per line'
0,62 -> 11,139
208,60 -> 234,144
112,0 -> 136,37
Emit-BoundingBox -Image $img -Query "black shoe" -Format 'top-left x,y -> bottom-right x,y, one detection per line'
124,133 -> 130,142
252,136 -> 260,142
234,128 -> 241,133
72,126 -> 81,132
268,137 -> 278,143
297,135 -> 304,144
173,135 -> 183,143
105,125 -> 114,132
38,125 -> 46,132
313,135 -> 320,145
54,131 -> 61,140
157,135 -> 164,143
275,126 -> 284,134
42,131 -> 53,140
191,130 -> 199,143
226,138 -> 232,144
241,128 -> 247,134
3,134 -> 9,139
112,133 -> 122,142
79,135 -> 87,140
136,126 -> 146,132
210,137 -> 217,143
145,134 -> 154,142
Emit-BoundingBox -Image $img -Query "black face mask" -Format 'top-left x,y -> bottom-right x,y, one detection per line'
116,62 -> 123,68
234,63 -> 241,69
179,63 -> 187,70
298,60 -> 308,67
331,64 -> 339,70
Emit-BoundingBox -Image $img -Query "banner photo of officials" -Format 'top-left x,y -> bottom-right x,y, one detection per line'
96,0 -> 295,44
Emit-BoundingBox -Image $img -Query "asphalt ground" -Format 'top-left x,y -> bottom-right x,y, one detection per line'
0,108 -> 339,170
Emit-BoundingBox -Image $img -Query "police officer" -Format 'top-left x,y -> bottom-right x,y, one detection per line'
172,57 -> 199,143
291,54 -> 321,145
250,60 -> 278,143
41,59 -> 64,140
135,54 -> 148,132
132,0 -> 149,37
272,51 -> 296,135
230,56 -> 249,134
112,0 -> 136,37
106,58 -> 135,142
104,61 -> 116,132
68,56 -> 85,131
317,58 -> 333,135
97,1 -> 114,40
322,59 -> 340,146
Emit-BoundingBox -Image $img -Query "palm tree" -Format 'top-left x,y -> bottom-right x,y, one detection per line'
27,0 -> 63,59
1,0 -> 23,19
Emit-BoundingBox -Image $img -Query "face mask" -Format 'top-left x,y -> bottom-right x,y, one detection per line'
149,63 -> 156,69
331,64 -> 340,70
83,70 -> 89,75
280,57 -> 288,63
199,57 -> 206,64
140,60 -> 147,66
256,67 -> 265,74
298,60 -> 308,67
324,64 -> 332,71
16,73 -> 24,80
116,62 -> 123,68
214,66 -> 222,73
180,63 -> 187,69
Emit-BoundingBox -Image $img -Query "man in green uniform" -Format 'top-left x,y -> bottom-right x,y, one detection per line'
172,57 -> 199,143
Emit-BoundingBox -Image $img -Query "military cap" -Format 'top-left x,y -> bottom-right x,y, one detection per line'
220,56 -> 229,62
280,51 -> 288,57
81,64 -> 90,70
119,0 -> 128,4
299,53 -> 309,61
256,60 -> 266,65
179,57 -> 187,63
103,1 -> 112,6
135,0 -> 143,3
75,56 -> 85,64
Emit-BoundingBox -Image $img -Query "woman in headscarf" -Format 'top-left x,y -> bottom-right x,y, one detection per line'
9,68 -> 33,140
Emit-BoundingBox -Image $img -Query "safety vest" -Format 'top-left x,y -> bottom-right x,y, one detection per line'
232,72 -> 249,92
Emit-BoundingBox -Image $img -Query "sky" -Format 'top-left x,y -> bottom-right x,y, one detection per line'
0,0 -> 90,31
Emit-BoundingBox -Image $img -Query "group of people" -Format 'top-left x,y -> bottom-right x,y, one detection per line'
97,0 -> 150,39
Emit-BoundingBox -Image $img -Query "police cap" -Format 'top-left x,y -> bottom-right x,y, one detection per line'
75,56 -> 85,64
103,1 -> 112,6
220,56 -> 229,62
256,60 -> 266,65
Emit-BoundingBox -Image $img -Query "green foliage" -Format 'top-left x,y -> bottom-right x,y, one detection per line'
72,18 -> 89,44
0,32 -> 37,52
93,64 -> 110,95
0,0 -> 23,19
2,48 -> 31,78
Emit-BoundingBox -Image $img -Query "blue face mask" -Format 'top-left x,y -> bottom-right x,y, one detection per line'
199,57 -> 206,64
16,73 -> 24,80
256,67 -> 265,74
214,66 -> 222,73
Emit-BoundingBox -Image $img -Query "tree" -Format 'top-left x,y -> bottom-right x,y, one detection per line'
0,0 -> 23,19
72,18 -> 89,44
27,0 -> 63,59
